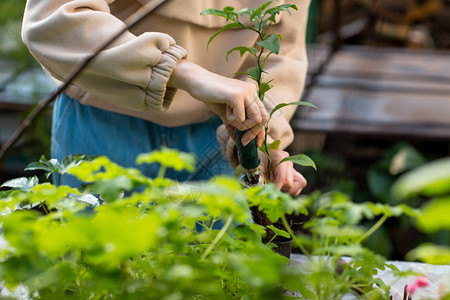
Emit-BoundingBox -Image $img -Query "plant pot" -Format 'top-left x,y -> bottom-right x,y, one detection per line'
273,237 -> 293,259
249,206 -> 294,259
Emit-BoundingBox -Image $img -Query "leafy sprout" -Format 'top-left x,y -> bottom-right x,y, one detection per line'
202,1 -> 316,179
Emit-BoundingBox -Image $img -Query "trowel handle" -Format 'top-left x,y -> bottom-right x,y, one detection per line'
235,128 -> 260,170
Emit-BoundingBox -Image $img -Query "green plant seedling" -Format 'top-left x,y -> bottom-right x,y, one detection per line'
201,0 -> 316,183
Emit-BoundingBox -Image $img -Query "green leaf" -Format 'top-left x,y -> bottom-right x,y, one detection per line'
246,184 -> 307,222
268,140 -> 280,151
312,225 -> 365,240
417,197 -> 450,233
256,34 -> 280,54
200,8 -> 228,18
223,6 -> 235,13
264,4 -> 298,20
69,156 -> 146,186
406,243 -> 450,265
246,66 -> 261,82
226,46 -> 257,61
258,18 -> 269,32
267,225 -> 290,239
60,154 -> 99,173
24,261 -> 77,291
25,156 -> 60,178
317,201 -> 366,225
25,154 -> 97,178
278,154 -> 316,170
67,193 -> 100,207
89,176 -> 133,202
259,142 -> 270,160
273,33 -> 283,41
31,184 -> 80,207
234,164 -> 246,179
365,202 -> 419,218
236,8 -> 250,15
250,0 -> 273,21
1,176 -> 39,191
25,160 -> 57,173
206,23 -> 245,50
136,147 -> 196,172
391,157 -> 450,200
248,223 -> 267,236
269,101 -> 317,120
211,6 -> 239,21
259,82 -> 273,95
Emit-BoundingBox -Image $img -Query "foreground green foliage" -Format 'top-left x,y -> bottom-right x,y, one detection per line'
391,156 -> 450,265
301,142 -> 450,261
0,148 -> 422,299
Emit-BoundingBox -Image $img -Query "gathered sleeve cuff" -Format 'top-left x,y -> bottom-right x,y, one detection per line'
145,44 -> 187,111
22,0 -> 187,112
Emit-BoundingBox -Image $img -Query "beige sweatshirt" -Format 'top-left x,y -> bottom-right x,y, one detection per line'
22,0 -> 309,149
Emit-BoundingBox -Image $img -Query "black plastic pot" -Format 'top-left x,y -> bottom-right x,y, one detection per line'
273,238 -> 293,259
249,206 -> 294,259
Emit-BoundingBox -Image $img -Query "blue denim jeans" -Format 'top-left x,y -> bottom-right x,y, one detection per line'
51,93 -> 233,187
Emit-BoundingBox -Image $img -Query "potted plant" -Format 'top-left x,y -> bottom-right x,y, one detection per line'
201,0 -> 316,258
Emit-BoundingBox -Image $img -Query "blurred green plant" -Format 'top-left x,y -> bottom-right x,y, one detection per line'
299,150 -> 356,195
391,157 -> 450,265
367,142 -> 428,205
0,0 -> 26,26
362,143 -> 429,258
0,148 -> 419,299
292,143 -> 449,262
0,0 -> 35,68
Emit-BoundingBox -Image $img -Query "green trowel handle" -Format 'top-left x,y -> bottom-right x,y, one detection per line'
235,128 -> 260,170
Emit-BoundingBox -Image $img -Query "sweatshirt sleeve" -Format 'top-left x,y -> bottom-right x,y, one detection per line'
236,0 -> 310,150
21,0 -> 187,112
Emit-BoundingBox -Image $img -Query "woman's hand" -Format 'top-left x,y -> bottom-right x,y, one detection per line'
217,124 -> 240,168
259,150 -> 307,197
217,125 -> 307,197
169,59 -> 268,145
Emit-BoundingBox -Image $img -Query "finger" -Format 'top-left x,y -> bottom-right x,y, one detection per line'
272,162 -> 287,190
217,125 -> 228,156
256,128 -> 265,147
291,171 -> 307,197
240,98 -> 263,130
226,105 -> 240,127
241,124 -> 265,146
257,98 -> 269,123
226,138 -> 239,168
240,118 -> 257,131
217,125 -> 239,168
283,163 -> 298,195
229,98 -> 245,124
284,162 -> 294,187
258,151 -> 269,175
216,125 -> 227,142
225,123 -> 236,142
